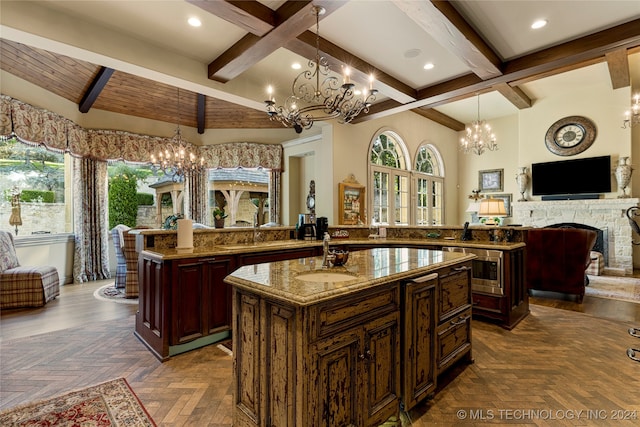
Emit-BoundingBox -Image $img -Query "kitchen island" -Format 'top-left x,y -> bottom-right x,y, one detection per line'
225,247 -> 474,427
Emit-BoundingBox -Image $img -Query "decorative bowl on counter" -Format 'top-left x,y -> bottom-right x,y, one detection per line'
329,249 -> 349,266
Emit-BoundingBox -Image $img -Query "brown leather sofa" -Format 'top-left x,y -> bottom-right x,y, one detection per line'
526,227 -> 597,302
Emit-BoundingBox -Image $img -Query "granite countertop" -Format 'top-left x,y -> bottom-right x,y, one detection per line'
224,248 -> 475,306
140,237 -> 524,260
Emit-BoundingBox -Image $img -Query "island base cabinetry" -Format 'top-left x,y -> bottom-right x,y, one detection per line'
233,285 -> 401,427
231,260 -> 473,426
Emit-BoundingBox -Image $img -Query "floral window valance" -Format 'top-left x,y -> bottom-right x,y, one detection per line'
0,94 -> 283,170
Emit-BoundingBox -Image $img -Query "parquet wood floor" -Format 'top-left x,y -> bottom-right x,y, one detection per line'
2,279 -> 640,426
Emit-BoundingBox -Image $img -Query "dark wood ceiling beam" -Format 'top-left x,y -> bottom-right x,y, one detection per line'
207,0 -> 346,83
79,66 -> 114,113
605,48 -> 630,89
197,93 -> 206,134
503,19 -> 640,78
357,19 -> 640,124
186,0 -> 275,36
493,83 -> 532,109
392,0 -> 502,80
285,32 -> 417,104
411,107 -> 465,131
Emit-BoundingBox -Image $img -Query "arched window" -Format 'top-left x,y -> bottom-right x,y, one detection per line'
368,130 -> 410,225
414,144 -> 445,225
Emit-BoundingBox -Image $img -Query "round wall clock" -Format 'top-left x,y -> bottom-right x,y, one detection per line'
544,115 -> 596,156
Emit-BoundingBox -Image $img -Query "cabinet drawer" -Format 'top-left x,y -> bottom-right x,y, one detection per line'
437,307 -> 472,374
438,265 -> 471,322
309,284 -> 400,340
472,293 -> 503,313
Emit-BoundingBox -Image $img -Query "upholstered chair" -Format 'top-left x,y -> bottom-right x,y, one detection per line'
111,224 -> 131,290
0,230 -> 60,309
526,228 -> 597,303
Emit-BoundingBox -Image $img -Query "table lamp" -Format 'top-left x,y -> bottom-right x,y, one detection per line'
478,197 -> 506,225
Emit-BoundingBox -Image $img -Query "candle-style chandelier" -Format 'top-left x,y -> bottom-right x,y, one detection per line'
460,94 -> 498,155
150,88 -> 204,182
622,93 -> 640,128
265,6 -> 377,134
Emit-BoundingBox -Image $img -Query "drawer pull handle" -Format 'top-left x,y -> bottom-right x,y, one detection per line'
453,266 -> 471,272
359,349 -> 373,361
450,315 -> 470,326
201,257 -> 217,262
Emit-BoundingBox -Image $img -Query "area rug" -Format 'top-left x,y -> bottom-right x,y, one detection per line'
0,378 -> 155,426
93,283 -> 138,305
585,274 -> 640,303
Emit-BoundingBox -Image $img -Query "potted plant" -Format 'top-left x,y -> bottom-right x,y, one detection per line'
213,207 -> 227,228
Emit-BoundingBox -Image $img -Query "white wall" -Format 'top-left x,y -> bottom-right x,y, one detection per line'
332,111 -> 460,225
15,234 -> 74,284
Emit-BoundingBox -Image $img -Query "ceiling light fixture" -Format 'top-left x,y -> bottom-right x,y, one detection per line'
423,63 -> 434,70
265,6 -> 377,133
623,93 -> 640,128
531,19 -> 547,29
188,17 -> 201,27
460,94 -> 498,155
150,88 -> 204,182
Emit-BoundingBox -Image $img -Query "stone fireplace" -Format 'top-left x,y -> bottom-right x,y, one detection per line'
512,198 -> 639,276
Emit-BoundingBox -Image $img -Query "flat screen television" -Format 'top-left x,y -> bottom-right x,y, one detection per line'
531,155 -> 611,198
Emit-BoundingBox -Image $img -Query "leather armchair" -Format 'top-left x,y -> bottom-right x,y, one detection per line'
526,228 -> 597,303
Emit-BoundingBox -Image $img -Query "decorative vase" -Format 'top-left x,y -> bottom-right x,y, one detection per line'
615,157 -> 633,198
515,167 -> 529,201
214,218 -> 225,228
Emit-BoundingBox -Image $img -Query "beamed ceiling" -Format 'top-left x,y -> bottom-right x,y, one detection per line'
1,0 -> 640,136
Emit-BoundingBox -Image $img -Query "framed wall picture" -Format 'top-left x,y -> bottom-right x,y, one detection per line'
339,177 -> 365,225
479,169 -> 504,192
488,193 -> 512,217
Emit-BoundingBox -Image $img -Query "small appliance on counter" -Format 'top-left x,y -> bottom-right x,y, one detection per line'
316,217 -> 328,240
298,213 -> 317,240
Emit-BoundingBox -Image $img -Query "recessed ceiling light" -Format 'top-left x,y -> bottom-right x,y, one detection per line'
188,17 -> 202,27
404,48 -> 421,59
531,19 -> 547,29
423,63 -> 434,70
291,62 -> 301,70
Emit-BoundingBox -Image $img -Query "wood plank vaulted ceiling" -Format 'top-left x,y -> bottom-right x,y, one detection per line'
1,0 -> 640,134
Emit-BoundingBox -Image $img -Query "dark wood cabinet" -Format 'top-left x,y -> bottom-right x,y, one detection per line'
434,262 -> 473,374
171,256 -> 234,345
136,247 -> 321,361
402,273 -> 437,411
471,247 -> 528,330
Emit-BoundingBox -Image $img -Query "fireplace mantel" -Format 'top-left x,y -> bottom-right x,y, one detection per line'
513,198 -> 639,275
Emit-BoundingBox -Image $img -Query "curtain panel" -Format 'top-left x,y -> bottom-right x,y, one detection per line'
1,95 -> 284,170
72,157 -> 110,283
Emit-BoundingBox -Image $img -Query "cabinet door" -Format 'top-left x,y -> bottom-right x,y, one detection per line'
402,274 -> 437,411
362,311 -> 401,427
172,259 -> 206,344
310,329 -> 361,427
234,291 -> 262,426
438,263 -> 472,322
205,257 -> 233,333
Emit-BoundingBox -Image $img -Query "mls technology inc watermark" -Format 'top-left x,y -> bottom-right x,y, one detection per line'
456,408 -> 638,421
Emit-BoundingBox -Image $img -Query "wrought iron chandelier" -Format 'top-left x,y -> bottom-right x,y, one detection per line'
150,89 -> 204,182
623,93 -> 640,128
460,94 -> 497,155
265,6 -> 377,133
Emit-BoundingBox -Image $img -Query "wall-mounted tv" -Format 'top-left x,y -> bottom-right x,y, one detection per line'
531,155 -> 611,198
